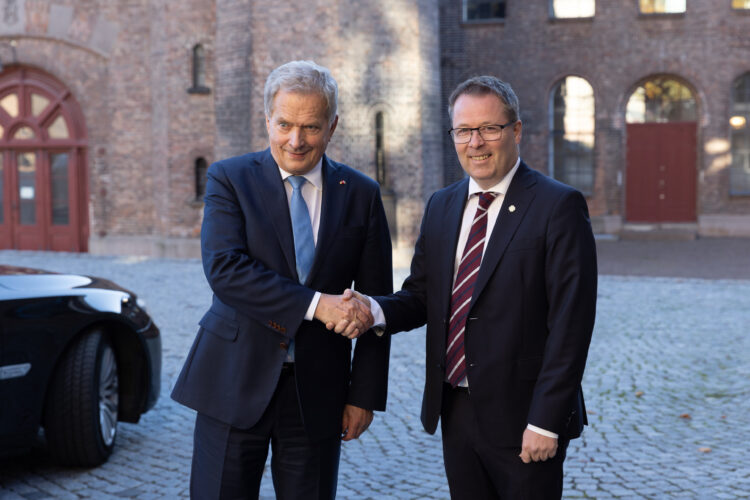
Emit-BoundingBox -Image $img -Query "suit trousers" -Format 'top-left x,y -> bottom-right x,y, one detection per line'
440,383 -> 568,500
190,365 -> 341,500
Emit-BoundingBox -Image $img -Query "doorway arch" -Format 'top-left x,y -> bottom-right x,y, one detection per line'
624,76 -> 698,222
0,66 -> 88,251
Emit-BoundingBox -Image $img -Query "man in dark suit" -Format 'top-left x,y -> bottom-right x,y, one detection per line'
348,76 -> 597,499
171,60 -> 392,499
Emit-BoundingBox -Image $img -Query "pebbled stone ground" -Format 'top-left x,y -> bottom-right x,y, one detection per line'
1,241 -> 748,499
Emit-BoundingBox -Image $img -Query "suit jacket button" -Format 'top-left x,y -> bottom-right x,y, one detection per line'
280,342 -> 288,350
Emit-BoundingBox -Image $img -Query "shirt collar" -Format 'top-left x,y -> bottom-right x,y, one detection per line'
467,157 -> 521,199
278,158 -> 324,191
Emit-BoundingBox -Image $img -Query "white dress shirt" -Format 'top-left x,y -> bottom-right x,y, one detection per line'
278,160 -> 323,362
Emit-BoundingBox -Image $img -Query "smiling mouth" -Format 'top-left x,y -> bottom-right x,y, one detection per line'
470,154 -> 491,161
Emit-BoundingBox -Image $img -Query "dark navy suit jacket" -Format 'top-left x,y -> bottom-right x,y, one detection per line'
172,149 -> 392,442
376,162 -> 597,446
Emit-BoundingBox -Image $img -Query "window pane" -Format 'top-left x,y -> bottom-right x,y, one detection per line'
193,45 -> 206,88
375,112 -> 386,186
552,0 -> 595,18
31,93 -> 51,117
195,157 -> 208,199
732,0 -> 750,8
50,153 -> 69,225
626,78 -> 696,123
730,73 -> 750,194
639,0 -> 686,13
13,126 -> 36,140
0,93 -> 19,117
48,115 -> 70,139
552,76 -> 595,194
18,153 -> 36,225
465,0 -> 505,20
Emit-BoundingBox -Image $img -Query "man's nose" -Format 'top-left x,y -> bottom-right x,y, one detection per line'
289,128 -> 305,148
468,129 -> 485,148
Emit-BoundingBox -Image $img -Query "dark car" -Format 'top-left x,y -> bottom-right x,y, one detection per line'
0,265 -> 161,466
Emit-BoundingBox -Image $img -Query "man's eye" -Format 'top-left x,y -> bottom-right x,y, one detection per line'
304,125 -> 320,132
455,128 -> 471,136
481,126 -> 501,134
278,122 -> 290,129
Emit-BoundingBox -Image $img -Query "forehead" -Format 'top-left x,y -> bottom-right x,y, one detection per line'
452,92 -> 508,126
270,90 -> 328,122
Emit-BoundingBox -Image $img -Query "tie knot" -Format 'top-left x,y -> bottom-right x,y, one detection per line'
288,175 -> 307,191
478,191 -> 497,210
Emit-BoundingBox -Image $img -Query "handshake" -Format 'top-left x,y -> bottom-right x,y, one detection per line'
313,289 -> 374,339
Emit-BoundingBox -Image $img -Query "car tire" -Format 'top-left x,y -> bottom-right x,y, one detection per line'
44,328 -> 119,466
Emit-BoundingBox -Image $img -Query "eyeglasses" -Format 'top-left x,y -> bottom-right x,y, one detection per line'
448,121 -> 516,144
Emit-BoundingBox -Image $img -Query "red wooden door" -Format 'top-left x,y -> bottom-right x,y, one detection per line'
0,67 -> 87,251
626,122 -> 697,222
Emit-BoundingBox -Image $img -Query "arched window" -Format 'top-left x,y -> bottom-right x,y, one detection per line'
626,77 -> 696,123
730,73 -> 750,195
375,111 -> 386,186
195,157 -> 208,200
188,44 -> 210,94
550,76 -> 595,195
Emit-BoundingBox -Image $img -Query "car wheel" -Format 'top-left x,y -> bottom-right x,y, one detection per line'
44,328 -> 119,466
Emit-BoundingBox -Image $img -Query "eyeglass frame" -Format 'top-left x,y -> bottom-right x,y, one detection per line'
447,121 -> 517,144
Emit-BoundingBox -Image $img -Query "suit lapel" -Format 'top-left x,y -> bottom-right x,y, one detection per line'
307,156 -> 344,284
437,180 -> 469,319
254,150 -> 298,279
470,162 -> 537,308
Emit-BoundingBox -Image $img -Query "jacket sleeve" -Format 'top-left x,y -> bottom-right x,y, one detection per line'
373,193 -> 433,335
347,186 -> 394,411
201,162 -> 315,337
526,189 -> 598,434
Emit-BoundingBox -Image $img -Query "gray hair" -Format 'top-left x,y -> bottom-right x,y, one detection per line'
264,60 -> 338,124
448,75 -> 520,123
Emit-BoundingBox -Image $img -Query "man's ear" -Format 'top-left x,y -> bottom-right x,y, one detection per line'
328,115 -> 339,137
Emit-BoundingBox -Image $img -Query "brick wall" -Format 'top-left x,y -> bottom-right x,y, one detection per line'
438,0 -> 750,229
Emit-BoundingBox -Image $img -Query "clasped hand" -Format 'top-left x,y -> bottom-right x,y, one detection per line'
314,289 -> 373,339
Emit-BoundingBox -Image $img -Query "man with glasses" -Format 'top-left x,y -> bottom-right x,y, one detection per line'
347,75 -> 597,498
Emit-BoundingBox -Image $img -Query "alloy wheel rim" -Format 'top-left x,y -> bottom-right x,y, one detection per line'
98,344 -> 119,446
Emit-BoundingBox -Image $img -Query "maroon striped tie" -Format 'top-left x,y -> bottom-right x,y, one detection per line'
446,191 -> 498,387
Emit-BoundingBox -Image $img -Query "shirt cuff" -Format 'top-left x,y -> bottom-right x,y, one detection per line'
305,292 -> 322,321
366,295 -> 387,336
526,424 -> 558,439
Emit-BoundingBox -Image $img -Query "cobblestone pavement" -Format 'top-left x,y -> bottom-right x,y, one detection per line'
1,247 -> 749,499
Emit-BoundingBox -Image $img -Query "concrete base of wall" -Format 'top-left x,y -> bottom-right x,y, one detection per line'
89,236 -> 202,259
591,214 -> 750,239
90,235 -> 419,269
698,215 -> 750,237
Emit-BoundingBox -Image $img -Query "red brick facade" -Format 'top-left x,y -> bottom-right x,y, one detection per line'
2,1 -> 749,258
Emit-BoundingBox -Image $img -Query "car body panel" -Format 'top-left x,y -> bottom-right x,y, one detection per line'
0,266 -> 161,459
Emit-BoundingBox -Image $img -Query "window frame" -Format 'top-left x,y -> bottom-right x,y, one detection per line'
730,73 -> 750,196
549,0 -> 595,20
548,75 -> 596,196
637,0 -> 687,15
462,0 -> 507,23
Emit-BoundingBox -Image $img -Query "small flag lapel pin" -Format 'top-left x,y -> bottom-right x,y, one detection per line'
339,180 -> 346,185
